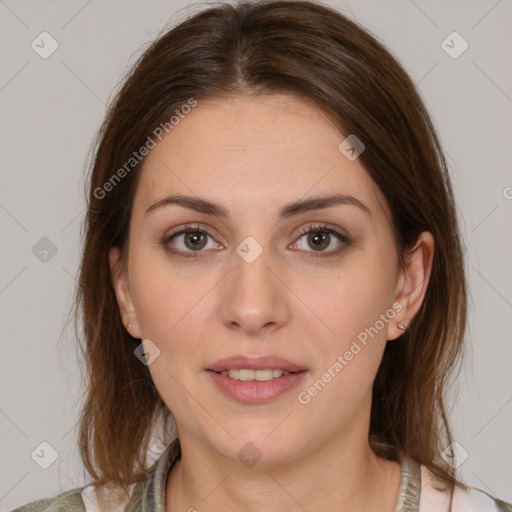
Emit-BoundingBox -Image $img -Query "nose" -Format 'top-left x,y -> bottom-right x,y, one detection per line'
220,239 -> 290,336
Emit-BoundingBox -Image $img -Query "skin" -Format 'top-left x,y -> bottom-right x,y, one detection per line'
110,94 -> 434,512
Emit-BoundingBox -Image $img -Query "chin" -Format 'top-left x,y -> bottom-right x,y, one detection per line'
206,428 -> 308,469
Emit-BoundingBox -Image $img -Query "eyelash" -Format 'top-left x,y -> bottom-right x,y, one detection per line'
161,222 -> 350,259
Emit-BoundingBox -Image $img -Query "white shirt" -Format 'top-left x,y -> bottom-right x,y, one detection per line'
419,464 -> 511,512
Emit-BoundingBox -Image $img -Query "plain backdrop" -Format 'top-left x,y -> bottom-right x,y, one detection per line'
1,0 -> 511,509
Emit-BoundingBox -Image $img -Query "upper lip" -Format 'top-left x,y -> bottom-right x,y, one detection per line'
207,355 -> 307,373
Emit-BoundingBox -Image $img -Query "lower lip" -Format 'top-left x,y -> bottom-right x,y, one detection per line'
206,370 -> 307,404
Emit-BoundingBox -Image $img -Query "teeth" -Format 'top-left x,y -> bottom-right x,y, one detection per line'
239,369 -> 255,381
219,369 -> 291,381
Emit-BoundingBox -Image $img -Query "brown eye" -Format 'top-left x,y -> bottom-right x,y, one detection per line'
183,231 -> 208,251
162,223 -> 222,259
293,224 -> 350,258
306,231 -> 330,251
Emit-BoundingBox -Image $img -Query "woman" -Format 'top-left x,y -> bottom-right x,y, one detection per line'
13,0 -> 511,511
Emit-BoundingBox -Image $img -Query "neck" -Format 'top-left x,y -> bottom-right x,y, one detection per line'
165,431 -> 401,512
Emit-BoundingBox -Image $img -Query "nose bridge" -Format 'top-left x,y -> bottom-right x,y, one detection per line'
221,233 -> 288,333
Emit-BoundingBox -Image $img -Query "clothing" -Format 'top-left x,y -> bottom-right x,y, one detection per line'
11,438 -> 512,512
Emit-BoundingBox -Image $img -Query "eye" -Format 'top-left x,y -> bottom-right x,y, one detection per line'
161,222 -> 350,259
162,223 -> 222,259
290,223 -> 350,258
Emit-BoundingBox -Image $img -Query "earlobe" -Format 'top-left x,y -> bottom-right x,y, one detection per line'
388,231 -> 435,341
108,247 -> 141,338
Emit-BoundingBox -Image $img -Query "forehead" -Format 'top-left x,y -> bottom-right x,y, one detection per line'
133,94 -> 388,220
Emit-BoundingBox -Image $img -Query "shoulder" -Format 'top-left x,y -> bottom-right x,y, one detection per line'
10,483 -> 130,512
10,487 -> 86,512
11,439 -> 180,512
420,465 -> 512,512
451,487 -> 512,512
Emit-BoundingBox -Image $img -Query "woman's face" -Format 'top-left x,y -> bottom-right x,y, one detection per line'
111,94 -> 427,466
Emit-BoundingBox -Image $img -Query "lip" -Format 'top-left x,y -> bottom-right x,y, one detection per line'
205,355 -> 308,404
206,369 -> 308,404
206,355 -> 308,373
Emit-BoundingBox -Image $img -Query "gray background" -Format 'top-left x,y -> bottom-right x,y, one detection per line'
1,0 -> 511,509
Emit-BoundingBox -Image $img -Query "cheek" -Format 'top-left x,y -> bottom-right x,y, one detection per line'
303,251 -> 397,406
128,243 -> 209,339
129,260 -> 209,411
297,264 -> 394,421
313,253 -> 396,338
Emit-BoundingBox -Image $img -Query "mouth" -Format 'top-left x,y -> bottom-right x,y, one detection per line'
205,355 -> 308,404
209,368 -> 305,381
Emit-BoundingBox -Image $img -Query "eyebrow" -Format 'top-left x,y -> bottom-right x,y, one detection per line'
144,193 -> 371,219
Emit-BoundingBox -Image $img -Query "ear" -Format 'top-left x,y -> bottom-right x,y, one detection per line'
109,247 -> 141,339
387,231 -> 435,340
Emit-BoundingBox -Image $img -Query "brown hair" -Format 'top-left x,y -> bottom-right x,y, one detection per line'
74,0 -> 468,507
